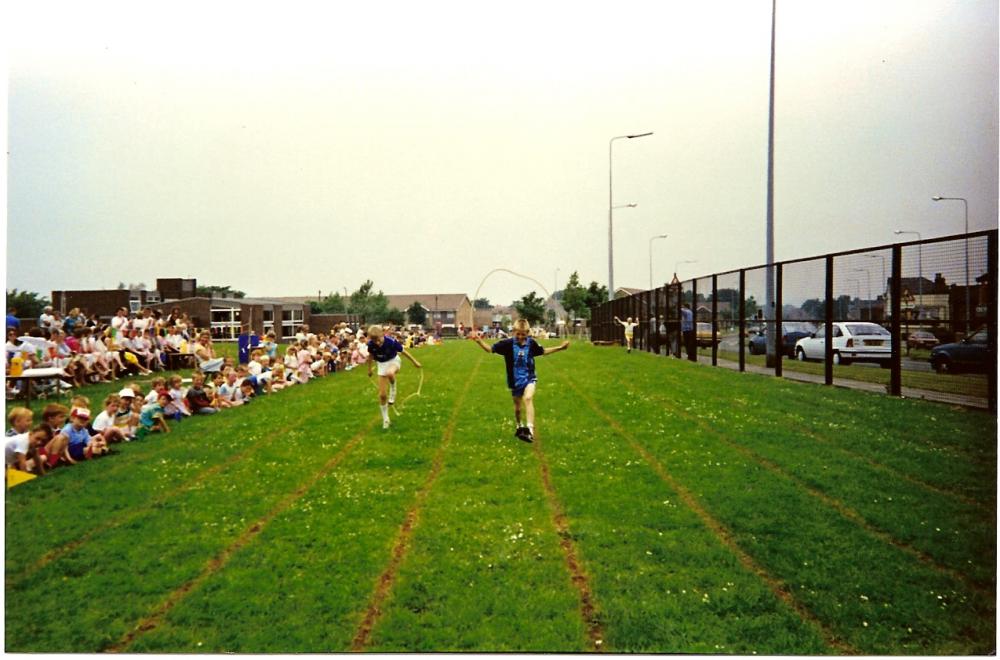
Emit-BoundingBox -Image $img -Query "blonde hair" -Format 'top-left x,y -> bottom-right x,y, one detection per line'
7,407 -> 32,427
512,319 -> 531,333
367,325 -> 384,338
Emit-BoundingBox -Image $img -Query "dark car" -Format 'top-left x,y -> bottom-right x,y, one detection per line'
906,329 -> 939,351
748,322 -> 816,357
929,327 -> 991,374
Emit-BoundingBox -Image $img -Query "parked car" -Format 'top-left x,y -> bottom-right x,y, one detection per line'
929,327 -> 990,374
748,322 -> 817,357
794,322 -> 892,367
906,329 -> 939,351
696,322 -> 719,347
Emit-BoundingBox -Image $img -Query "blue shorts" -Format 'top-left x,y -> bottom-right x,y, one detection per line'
511,379 -> 537,398
68,443 -> 89,461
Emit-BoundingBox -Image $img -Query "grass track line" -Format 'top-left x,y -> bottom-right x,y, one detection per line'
7,374 -> 373,586
351,355 -> 483,651
530,432 -> 606,651
612,380 -> 991,594
555,367 -> 857,654
105,414 -> 381,653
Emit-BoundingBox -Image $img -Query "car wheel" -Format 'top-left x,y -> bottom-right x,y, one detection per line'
933,357 -> 950,374
833,351 -> 848,366
879,360 -> 891,369
796,347 -> 807,361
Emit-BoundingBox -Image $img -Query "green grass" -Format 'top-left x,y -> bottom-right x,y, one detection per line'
694,346 -> 988,399
5,341 -> 995,653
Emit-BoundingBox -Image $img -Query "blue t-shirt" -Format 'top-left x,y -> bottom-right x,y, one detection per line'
368,337 -> 404,363
492,338 -> 545,390
680,307 -> 694,332
61,423 -> 92,450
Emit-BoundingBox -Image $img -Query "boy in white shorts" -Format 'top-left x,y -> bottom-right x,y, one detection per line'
614,316 -> 640,353
367,325 -> 422,429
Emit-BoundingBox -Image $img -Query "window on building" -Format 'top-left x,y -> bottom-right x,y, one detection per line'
211,308 -> 242,341
281,308 -> 303,340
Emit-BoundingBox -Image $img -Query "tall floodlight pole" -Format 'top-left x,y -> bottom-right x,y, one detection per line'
764,0 -> 778,366
932,196 -> 970,334
609,132 -> 653,301
649,234 -> 668,289
853,267 -> 872,320
894,229 -> 923,315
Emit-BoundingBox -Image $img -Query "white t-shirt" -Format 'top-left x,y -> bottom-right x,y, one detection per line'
5,432 -> 30,467
622,322 -> 639,336
248,360 -> 262,376
92,410 -> 114,432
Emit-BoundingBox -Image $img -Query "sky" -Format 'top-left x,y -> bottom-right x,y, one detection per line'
5,0 -> 998,309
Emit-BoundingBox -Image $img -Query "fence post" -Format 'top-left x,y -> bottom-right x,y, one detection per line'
738,270 -> 746,372
776,263 -> 783,378
989,231 -> 997,412
691,279 -> 698,362
890,244 -> 902,397
825,255 -> 834,386
712,274 -> 718,366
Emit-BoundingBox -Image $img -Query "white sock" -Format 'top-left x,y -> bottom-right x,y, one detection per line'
380,404 -> 389,422
528,423 -> 534,431
389,383 -> 397,400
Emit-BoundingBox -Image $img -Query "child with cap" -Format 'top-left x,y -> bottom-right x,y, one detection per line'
58,407 -> 110,462
115,388 -> 141,439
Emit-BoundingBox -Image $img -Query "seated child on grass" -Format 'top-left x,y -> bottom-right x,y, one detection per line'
92,394 -> 130,443
185,374 -> 218,414
6,425 -> 54,475
59,407 -> 110,462
7,407 -> 33,437
138,391 -> 171,437
164,375 -> 191,420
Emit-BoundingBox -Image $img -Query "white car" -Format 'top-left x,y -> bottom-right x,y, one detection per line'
794,322 -> 892,367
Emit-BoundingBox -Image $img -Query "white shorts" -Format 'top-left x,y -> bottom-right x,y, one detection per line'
376,356 -> 402,377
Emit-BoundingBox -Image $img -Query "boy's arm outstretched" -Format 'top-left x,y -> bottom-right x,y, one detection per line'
469,330 -> 493,354
613,316 -> 622,326
543,340 -> 570,356
401,348 -> 422,369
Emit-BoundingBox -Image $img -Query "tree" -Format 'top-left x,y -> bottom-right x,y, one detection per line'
745,295 -> 759,320
385,307 -> 406,326
800,298 -> 825,320
197,285 -> 246,299
315,292 -> 346,314
309,301 -> 323,314
561,272 -> 589,319
406,302 -> 427,326
582,282 -> 609,318
513,291 -> 546,326
347,280 -> 389,322
6,289 -> 50,319
473,297 -> 491,309
544,308 -> 557,328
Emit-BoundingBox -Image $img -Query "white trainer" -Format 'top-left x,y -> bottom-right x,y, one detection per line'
382,419 -> 391,430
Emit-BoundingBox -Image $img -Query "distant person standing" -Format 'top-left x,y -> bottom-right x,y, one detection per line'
6,307 -> 19,331
681,303 -> 696,361
614,316 -> 640,353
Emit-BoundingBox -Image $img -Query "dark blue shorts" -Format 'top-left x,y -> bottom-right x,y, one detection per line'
68,443 -> 89,461
511,380 -> 537,398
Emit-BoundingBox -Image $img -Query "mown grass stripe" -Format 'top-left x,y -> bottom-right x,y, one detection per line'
105,414 -> 380,653
7,373 -> 373,586
350,356 -> 483,651
634,387 -> 991,595
530,431 -> 606,651
555,366 -> 857,655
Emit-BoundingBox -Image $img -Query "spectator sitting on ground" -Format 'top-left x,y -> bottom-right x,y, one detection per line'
57,407 -> 109,462
92,395 -> 130,444
269,364 -> 291,391
164,375 -> 191,420
138,392 -> 171,437
185,374 -> 218,415
7,407 -> 33,438
217,369 -> 245,406
6,425 -> 54,476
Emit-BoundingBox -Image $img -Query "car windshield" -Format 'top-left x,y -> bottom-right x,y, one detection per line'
782,322 -> 816,334
845,323 -> 889,336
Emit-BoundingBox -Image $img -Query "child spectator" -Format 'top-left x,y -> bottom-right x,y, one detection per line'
58,407 -> 110,461
185,374 -> 218,414
262,332 -> 278,361
7,407 -> 33,437
145,378 -> 167,404
270,364 -> 290,391
247,350 -> 264,377
239,380 -> 255,404
6,425 -> 54,475
296,342 -> 313,383
164,375 -> 191,420
115,388 -> 140,439
138,392 -> 171,437
92,395 -> 130,443
217,370 -> 245,406
283,346 -> 299,383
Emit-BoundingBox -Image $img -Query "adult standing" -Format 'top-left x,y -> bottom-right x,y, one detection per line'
6,307 -> 20,332
681,303 -> 696,361
38,306 -> 55,333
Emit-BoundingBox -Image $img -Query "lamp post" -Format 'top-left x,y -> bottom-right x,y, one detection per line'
894,229 -> 923,319
932,196 -> 970,334
846,278 -> 862,320
648,234 -> 668,289
852,267 -> 872,320
674,259 -> 697,281
609,132 -> 653,301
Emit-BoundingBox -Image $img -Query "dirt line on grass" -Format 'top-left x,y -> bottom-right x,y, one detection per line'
660,399 -> 993,597
103,415 -> 380,653
9,380 -> 367,588
350,356 -> 483,652
559,374 -> 857,655
531,433 -> 607,652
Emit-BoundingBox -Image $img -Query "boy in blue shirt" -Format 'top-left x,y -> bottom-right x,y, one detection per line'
367,325 -> 422,429
472,319 -> 569,442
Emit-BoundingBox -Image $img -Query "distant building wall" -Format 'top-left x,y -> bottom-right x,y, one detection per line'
51,290 -> 132,320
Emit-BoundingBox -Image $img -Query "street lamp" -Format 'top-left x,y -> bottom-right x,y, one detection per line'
846,278 -> 862,320
609,132 -> 653,301
931,196 -> 970,334
852,267 -> 872,320
894,229 -> 923,317
648,234 -> 668,289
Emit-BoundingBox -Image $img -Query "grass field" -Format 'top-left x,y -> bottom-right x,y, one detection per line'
5,340 -> 996,653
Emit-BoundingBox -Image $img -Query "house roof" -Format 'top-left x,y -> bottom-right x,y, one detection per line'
386,294 -> 470,311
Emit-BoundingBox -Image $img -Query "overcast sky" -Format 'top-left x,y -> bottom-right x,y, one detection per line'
5,0 -> 998,309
